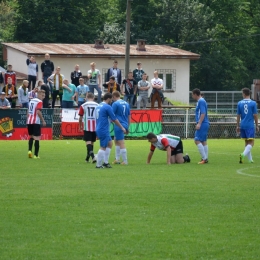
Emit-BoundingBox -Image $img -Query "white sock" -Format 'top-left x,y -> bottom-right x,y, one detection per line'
97,149 -> 105,167
243,144 -> 252,157
115,146 -> 120,161
104,148 -> 111,164
197,143 -> 206,160
120,148 -> 127,164
204,145 -> 208,159
247,152 -> 253,161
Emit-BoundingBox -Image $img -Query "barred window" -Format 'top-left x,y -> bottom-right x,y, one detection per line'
155,69 -> 176,92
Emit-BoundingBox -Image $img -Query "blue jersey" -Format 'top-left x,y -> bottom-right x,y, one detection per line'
112,99 -> 130,128
95,102 -> 117,136
237,99 -> 257,129
195,98 -> 209,124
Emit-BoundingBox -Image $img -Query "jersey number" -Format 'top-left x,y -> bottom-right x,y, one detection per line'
29,103 -> 35,114
122,105 -> 126,115
87,107 -> 95,117
244,104 -> 248,114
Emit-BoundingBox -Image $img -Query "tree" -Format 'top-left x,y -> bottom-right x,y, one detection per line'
14,0 -> 105,43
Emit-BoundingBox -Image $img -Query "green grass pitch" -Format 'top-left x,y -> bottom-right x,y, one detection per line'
1,139 -> 260,259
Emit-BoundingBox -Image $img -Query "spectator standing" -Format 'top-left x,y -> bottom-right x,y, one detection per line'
0,92 -> 11,109
26,55 -> 38,90
95,93 -> 126,168
150,71 -> 164,109
120,72 -> 137,109
62,79 -> 77,108
87,62 -> 102,104
2,77 -> 18,108
48,67 -> 64,108
236,88 -> 259,163
4,65 -> 16,86
37,80 -> 50,108
133,62 -> 145,105
41,53 -> 54,92
18,80 -> 29,108
137,73 -> 150,109
106,60 -> 122,84
78,92 -> 99,163
76,78 -> 89,107
71,64 -> 82,87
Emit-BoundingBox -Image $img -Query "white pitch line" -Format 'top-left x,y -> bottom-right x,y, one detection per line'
237,166 -> 260,178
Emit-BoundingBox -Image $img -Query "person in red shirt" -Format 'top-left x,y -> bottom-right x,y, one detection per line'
4,65 -> 16,86
27,89 -> 46,159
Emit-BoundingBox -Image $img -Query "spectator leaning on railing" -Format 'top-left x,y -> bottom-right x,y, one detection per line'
0,92 -> 11,109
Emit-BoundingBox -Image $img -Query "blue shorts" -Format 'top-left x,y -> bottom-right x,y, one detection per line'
97,133 -> 112,148
194,123 -> 209,142
240,128 -> 255,140
114,125 -> 127,141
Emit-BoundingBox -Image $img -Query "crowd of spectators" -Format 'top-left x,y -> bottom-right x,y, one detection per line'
0,55 -> 165,109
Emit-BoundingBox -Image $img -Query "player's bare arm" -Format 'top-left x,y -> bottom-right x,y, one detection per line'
79,115 -> 83,131
166,146 -> 171,165
37,110 -> 46,127
147,150 -> 154,164
254,114 -> 259,132
114,119 -> 126,133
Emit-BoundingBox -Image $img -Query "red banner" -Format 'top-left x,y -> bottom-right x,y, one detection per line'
61,109 -> 163,137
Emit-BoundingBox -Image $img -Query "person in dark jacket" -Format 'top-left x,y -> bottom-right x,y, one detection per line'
38,80 -> 50,108
41,53 -> 54,93
106,60 -> 122,85
71,64 -> 82,87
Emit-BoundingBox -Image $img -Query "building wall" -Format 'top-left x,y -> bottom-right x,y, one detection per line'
6,48 -> 191,104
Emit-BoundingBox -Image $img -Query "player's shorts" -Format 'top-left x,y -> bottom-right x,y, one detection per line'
194,123 -> 209,142
114,125 -> 128,141
96,133 -> 112,148
240,128 -> 255,140
83,131 -> 96,142
171,140 -> 183,156
27,124 -> 41,137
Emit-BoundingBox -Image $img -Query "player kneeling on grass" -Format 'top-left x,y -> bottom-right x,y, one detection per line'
146,132 -> 190,165
27,89 -> 46,159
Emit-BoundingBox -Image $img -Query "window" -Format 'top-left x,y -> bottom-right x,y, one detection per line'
155,69 -> 176,92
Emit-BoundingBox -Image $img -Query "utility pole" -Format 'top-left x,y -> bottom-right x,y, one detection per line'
125,0 -> 131,76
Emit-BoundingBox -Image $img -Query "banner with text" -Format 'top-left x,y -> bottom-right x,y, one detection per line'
61,109 -> 162,137
0,109 -> 54,140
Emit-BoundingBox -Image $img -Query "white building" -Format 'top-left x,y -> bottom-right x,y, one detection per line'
2,40 -> 199,104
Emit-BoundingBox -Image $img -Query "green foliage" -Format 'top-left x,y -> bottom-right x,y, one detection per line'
2,0 -> 260,91
14,0 -> 105,43
1,140 -> 260,259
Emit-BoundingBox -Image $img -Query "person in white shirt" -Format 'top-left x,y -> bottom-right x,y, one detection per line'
87,62 -> 102,103
150,71 -> 164,109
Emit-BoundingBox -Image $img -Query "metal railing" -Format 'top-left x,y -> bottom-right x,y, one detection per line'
189,91 -> 242,112
52,108 -> 260,139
